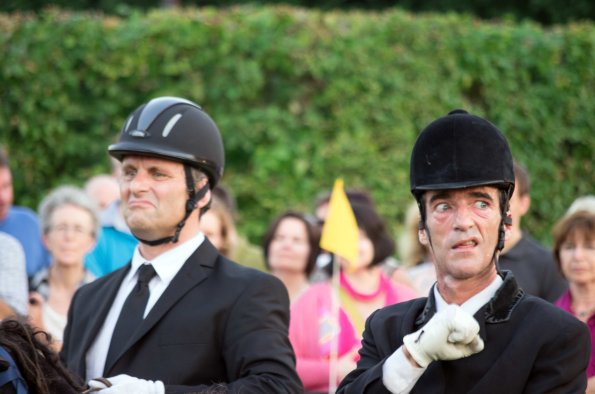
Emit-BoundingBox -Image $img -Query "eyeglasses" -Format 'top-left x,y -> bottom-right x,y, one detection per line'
50,224 -> 92,237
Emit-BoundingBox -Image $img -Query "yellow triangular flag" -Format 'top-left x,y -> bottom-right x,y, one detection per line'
320,179 -> 359,267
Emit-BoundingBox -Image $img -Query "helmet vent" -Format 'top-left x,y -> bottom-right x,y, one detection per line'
124,115 -> 134,133
130,130 -> 150,138
162,113 -> 183,137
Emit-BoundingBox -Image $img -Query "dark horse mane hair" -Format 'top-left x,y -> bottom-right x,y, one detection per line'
0,318 -> 84,394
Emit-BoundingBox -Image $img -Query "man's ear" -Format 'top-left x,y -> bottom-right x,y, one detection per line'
194,179 -> 211,209
418,228 -> 429,246
503,211 -> 513,241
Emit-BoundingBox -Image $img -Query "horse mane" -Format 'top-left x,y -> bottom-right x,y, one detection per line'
0,318 -> 84,394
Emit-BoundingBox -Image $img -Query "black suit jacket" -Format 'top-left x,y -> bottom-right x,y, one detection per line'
60,239 -> 302,393
337,271 -> 590,394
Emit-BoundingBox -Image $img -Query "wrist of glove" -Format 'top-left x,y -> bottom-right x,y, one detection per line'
403,304 -> 484,368
87,374 -> 164,394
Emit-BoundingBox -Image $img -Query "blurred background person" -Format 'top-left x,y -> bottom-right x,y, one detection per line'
200,185 -> 266,271
0,145 -> 50,279
289,202 -> 416,393
311,188 -> 402,283
84,161 -> 137,278
499,160 -> 567,301
84,173 -> 120,211
567,195 -> 595,215
200,194 -> 237,257
0,232 -> 28,320
552,209 -> 595,392
28,186 -> 99,351
394,201 -> 435,296
262,211 -> 320,303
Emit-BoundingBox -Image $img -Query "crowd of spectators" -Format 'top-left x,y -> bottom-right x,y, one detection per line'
0,140 -> 592,393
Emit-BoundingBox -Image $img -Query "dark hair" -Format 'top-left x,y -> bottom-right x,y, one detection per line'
314,188 -> 375,217
552,210 -> 595,274
0,319 -> 84,394
262,211 -> 320,277
351,202 -> 395,267
513,160 -> 531,197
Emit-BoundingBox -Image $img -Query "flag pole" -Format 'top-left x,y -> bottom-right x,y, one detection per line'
319,178 -> 359,393
328,253 -> 341,393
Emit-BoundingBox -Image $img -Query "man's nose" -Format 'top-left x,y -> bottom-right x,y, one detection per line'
128,171 -> 149,193
453,206 -> 474,230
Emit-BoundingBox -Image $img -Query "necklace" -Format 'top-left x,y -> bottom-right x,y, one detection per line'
340,271 -> 389,301
576,306 -> 595,319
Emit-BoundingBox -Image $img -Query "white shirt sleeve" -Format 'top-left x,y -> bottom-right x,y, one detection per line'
382,346 -> 426,394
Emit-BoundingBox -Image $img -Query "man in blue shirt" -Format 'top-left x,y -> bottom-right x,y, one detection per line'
0,146 -> 50,278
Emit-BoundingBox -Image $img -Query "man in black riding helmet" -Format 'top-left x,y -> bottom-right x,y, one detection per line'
337,109 -> 590,393
60,97 -> 302,393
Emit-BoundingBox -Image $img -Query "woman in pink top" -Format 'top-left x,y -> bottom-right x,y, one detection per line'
289,203 -> 417,392
552,210 -> 595,393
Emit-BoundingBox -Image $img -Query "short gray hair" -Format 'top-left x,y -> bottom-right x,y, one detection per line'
38,185 -> 101,238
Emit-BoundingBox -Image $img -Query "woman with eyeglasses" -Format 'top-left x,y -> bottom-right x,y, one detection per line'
28,185 -> 99,351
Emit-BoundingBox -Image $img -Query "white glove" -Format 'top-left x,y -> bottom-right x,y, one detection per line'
403,304 -> 484,368
88,374 -> 165,394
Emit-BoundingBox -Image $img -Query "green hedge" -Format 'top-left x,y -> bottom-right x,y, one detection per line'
4,0 -> 595,25
0,6 -> 593,249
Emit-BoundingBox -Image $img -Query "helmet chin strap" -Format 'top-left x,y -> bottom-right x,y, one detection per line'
135,165 -> 209,246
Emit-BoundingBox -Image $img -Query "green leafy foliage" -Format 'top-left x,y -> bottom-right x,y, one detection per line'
0,6 -> 593,250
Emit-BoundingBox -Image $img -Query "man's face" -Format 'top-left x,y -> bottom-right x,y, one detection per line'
0,166 -> 14,221
119,156 -> 189,241
419,186 -> 503,281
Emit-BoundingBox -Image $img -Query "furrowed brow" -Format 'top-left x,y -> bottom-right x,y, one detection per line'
467,191 -> 494,201
428,191 -> 454,204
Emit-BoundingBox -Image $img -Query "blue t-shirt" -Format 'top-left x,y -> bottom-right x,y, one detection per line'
0,206 -> 50,278
85,226 -> 137,277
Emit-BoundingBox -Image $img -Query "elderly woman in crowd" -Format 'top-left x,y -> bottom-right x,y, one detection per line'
28,185 -> 99,351
552,209 -> 595,393
262,211 -> 320,303
289,202 -> 417,393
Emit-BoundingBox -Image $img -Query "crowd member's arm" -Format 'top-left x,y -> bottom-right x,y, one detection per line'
0,237 -> 28,319
294,348 -> 357,390
587,376 -> 595,394
0,299 -> 16,320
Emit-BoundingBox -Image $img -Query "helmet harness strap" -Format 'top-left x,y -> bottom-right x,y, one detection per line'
135,165 -> 209,246
493,185 -> 514,272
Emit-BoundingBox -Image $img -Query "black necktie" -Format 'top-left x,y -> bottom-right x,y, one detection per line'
105,264 -> 157,371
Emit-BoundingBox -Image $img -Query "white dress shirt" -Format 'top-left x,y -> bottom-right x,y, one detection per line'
85,233 -> 205,380
382,275 -> 504,394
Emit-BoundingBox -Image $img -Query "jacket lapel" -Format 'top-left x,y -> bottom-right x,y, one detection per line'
74,265 -> 131,375
105,240 -> 219,374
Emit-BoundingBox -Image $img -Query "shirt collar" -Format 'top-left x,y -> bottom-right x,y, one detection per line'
434,275 -> 504,316
129,232 -> 205,284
